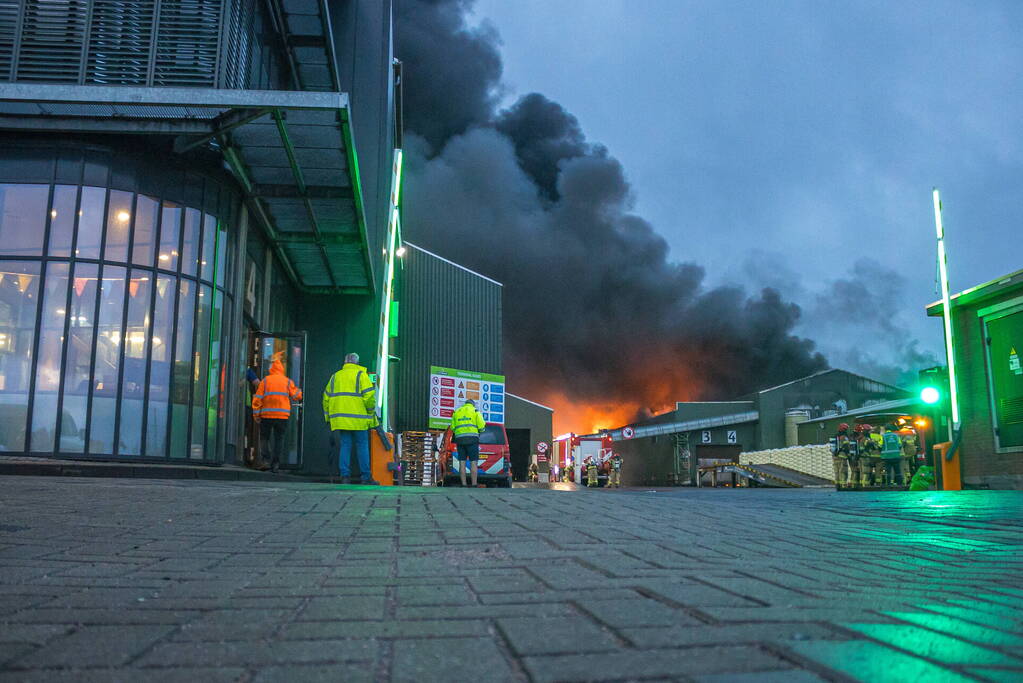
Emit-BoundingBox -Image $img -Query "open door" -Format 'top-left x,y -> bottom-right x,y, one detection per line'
247,330 -> 307,470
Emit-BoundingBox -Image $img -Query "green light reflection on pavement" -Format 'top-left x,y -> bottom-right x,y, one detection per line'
965,668 -> 1023,682
883,612 -> 1023,649
928,602 -> 1023,626
788,640 -> 973,683
840,624 -> 1022,666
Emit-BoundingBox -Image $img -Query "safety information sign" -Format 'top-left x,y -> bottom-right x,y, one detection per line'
429,365 -> 505,429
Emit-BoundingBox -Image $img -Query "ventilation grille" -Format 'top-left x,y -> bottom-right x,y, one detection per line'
1001,396 -> 1023,425
0,0 -> 276,88
15,0 -> 89,83
153,0 -> 222,87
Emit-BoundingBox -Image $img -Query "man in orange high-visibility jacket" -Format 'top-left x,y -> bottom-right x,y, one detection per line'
252,358 -> 303,473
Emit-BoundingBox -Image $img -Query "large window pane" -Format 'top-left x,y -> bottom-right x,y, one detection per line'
215,218 -> 229,289
190,284 -> 212,459
0,185 -> 48,257
30,262 -> 70,452
131,195 -> 159,267
76,187 -> 106,260
48,185 -> 79,258
181,208 -> 201,277
89,266 -> 126,455
118,269 -> 151,456
169,280 -> 195,459
104,190 -> 133,263
209,293 -> 228,458
158,201 -> 182,271
200,214 -> 217,282
0,261 -> 40,451
60,263 -> 98,453
145,274 -> 175,457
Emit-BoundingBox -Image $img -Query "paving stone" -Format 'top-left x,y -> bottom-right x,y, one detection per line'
576,597 -> 701,628
390,637 -> 516,683
252,664 -> 374,683
788,639 -> 975,682
285,619 -> 489,640
521,645 -> 791,682
137,638 -> 377,667
497,616 -> 619,655
0,668 -> 247,683
621,622 -> 843,648
11,624 -> 174,668
296,595 -> 388,621
841,623 -> 1023,667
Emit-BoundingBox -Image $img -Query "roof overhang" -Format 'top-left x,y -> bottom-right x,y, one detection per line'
926,267 -> 1023,317
0,82 -> 373,294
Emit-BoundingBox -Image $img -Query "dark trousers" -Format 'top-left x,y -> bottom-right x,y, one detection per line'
261,419 -> 287,468
882,458 -> 902,486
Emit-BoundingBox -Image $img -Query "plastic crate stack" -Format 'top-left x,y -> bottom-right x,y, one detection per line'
400,431 -> 434,486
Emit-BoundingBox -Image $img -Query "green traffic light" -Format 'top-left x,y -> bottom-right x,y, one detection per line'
920,386 -> 941,404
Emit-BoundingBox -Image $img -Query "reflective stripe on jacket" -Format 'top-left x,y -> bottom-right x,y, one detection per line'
450,403 -> 485,439
322,363 -> 377,431
252,360 -> 302,419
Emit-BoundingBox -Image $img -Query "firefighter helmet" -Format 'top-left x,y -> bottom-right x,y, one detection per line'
838,423 -> 849,432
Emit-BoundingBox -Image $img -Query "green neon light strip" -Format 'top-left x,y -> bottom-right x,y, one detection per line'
375,148 -> 403,430
933,188 -> 960,425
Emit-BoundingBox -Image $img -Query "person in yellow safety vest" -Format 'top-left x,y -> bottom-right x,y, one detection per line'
251,357 -> 303,473
450,399 -> 486,487
586,458 -> 599,487
323,353 -> 379,485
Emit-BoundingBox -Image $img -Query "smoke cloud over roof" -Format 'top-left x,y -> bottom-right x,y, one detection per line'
396,0 -> 834,425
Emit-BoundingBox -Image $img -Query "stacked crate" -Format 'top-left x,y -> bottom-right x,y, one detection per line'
400,432 -> 434,486
739,445 -> 834,482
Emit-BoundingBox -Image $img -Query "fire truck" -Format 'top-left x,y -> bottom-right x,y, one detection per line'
552,432 -> 615,485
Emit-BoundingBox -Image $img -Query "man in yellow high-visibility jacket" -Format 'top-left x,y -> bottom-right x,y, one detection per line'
450,399 -> 486,487
323,353 -> 379,485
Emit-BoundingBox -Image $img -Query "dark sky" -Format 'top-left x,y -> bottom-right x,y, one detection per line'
471,0 -> 1023,373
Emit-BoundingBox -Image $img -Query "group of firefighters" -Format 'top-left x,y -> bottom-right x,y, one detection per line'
831,421 -> 922,488
528,453 -> 624,487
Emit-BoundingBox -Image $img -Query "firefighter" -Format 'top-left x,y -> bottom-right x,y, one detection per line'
586,457 -> 599,487
528,462 -> 538,482
857,424 -> 881,486
252,355 -> 303,473
831,423 -> 853,488
901,426 -> 920,484
880,424 -> 904,486
323,352 -> 379,485
609,453 -> 623,488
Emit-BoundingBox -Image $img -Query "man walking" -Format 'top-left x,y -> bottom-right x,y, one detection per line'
251,356 -> 303,473
450,399 -> 485,487
323,353 -> 379,485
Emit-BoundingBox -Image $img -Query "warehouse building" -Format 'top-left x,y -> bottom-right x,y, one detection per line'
610,369 -> 908,486
0,1 -> 510,476
927,267 -> 1023,489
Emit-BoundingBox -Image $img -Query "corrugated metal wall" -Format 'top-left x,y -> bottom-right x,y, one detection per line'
395,242 -> 502,432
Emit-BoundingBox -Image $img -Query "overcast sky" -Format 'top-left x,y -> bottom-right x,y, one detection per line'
471,0 -> 1023,368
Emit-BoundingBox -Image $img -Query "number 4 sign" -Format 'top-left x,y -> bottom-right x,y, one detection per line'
727,430 -> 737,444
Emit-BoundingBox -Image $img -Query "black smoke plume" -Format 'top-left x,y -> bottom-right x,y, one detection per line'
395,0 -> 829,422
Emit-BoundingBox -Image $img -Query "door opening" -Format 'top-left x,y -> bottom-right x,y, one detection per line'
244,330 -> 307,470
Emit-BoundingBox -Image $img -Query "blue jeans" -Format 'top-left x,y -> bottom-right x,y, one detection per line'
337,429 -> 370,480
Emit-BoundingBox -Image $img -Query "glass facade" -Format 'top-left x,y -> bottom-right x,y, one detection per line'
0,147 -> 237,462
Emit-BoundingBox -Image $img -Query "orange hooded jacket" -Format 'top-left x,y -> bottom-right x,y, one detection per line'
252,360 -> 303,420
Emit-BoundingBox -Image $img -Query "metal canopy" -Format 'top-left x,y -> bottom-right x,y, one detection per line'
0,82 -> 372,294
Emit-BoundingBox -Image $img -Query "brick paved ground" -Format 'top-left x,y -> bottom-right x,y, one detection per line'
1,477 -> 1021,682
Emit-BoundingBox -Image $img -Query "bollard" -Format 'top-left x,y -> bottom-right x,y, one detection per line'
934,441 -> 961,491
